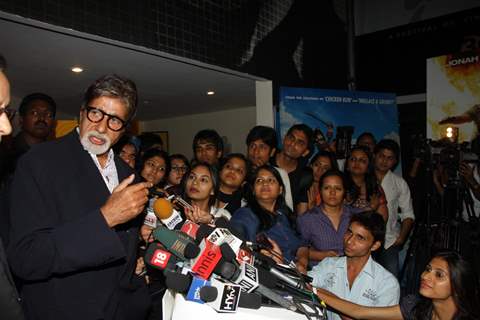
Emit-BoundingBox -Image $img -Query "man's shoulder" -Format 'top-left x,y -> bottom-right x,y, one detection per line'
320,256 -> 345,269
385,170 -> 409,188
371,259 -> 399,285
19,132 -> 77,167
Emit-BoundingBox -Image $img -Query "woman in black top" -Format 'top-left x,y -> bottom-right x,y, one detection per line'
313,249 -> 480,320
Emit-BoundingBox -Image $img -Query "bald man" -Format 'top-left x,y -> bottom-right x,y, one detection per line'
0,53 -> 25,320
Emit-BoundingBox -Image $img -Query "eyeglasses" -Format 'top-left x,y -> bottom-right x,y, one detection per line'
84,106 -> 127,132
0,107 -> 16,120
171,165 -> 188,172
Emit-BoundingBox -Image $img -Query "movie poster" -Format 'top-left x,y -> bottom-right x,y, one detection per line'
277,87 -> 399,152
427,50 -> 480,142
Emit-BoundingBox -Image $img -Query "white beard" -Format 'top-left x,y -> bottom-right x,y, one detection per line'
80,130 -> 112,155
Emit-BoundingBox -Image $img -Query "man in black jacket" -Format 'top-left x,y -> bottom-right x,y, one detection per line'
8,75 -> 152,319
0,54 -> 24,320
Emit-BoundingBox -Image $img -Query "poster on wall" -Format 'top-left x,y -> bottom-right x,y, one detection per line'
277,87 -> 399,156
427,50 -> 480,143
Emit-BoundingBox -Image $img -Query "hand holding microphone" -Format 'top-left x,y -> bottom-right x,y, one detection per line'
101,174 -> 152,227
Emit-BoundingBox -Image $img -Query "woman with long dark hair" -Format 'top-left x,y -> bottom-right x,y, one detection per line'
181,162 -> 230,224
344,145 -> 388,221
230,165 -> 301,263
313,249 -> 480,320
296,170 -> 354,273
216,153 -> 250,214
139,148 -> 170,188
306,150 -> 338,210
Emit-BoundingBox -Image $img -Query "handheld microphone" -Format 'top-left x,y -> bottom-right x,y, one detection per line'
180,220 -> 201,239
190,238 -> 223,280
152,227 -> 200,260
164,269 -> 192,293
220,260 -> 297,312
199,283 -> 262,310
186,275 -> 211,304
153,197 -> 184,230
144,242 -> 180,271
254,252 -> 308,291
199,277 -> 241,313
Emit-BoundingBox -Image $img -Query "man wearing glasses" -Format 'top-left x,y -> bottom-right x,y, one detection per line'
8,75 -> 152,319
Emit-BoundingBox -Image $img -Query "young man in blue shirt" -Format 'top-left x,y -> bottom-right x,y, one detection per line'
309,211 -> 399,320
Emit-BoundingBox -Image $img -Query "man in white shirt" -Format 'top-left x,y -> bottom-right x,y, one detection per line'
374,139 -> 415,277
309,211 -> 400,320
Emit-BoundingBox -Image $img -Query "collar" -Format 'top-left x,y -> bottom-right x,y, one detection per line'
217,190 -> 235,203
336,255 -> 376,278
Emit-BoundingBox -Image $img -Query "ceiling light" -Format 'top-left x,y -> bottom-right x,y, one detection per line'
207,91 -> 215,95
71,67 -> 83,73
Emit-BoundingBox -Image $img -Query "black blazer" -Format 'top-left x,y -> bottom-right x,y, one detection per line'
8,130 -> 150,320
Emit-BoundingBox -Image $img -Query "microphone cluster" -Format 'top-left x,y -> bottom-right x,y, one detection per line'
143,198 -> 326,317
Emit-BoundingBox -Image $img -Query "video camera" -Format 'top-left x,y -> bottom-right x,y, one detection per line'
412,134 -> 479,187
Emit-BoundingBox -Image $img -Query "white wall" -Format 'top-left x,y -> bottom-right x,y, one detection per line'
141,106 -> 256,159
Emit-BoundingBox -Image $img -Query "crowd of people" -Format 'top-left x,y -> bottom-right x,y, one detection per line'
0,52 -> 479,320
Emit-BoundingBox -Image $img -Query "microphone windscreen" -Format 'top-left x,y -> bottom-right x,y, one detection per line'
219,243 -> 236,262
217,261 -> 237,280
165,270 -> 191,293
199,286 -> 218,303
153,198 -> 173,219
195,224 -> 215,242
184,242 -> 201,259
238,292 -> 262,309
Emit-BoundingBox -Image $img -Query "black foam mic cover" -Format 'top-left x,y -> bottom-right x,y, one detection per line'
219,243 -> 236,262
164,270 -> 191,293
238,292 -> 262,309
195,224 -> 215,243
184,242 -> 201,259
199,286 -> 218,303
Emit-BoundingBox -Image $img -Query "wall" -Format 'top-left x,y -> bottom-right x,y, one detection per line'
141,106 -> 256,159
355,0 -> 480,35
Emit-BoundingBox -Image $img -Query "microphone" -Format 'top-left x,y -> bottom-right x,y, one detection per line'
153,197 -> 183,230
254,252 -> 308,291
185,275 -> 211,304
152,227 -> 200,260
165,269 -> 192,293
200,280 -> 262,310
219,260 -> 297,312
190,238 -> 223,280
144,242 -> 180,271
180,220 -> 201,239
199,277 -> 241,313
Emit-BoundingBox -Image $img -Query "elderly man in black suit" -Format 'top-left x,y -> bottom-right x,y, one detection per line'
0,54 -> 24,320
8,74 -> 152,319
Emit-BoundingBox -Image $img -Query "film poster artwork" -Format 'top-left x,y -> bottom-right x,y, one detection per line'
427,50 -> 480,143
277,87 -> 399,156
